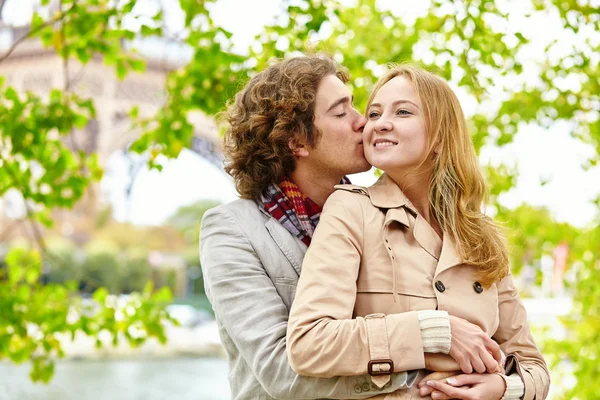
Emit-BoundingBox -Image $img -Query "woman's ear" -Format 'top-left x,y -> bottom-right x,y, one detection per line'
289,140 -> 310,157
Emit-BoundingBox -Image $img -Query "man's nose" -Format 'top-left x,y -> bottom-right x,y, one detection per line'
354,113 -> 367,132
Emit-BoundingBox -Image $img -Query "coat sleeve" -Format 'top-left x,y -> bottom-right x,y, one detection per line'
200,205 -> 410,399
493,273 -> 551,400
287,191 -> 427,378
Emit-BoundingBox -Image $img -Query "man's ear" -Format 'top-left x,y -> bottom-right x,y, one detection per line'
289,140 -> 310,158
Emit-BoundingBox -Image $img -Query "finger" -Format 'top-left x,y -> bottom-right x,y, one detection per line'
471,353 -> 487,374
431,390 -> 454,400
427,380 -> 470,399
419,385 -> 434,396
480,348 -> 500,373
446,373 -> 486,386
459,358 -> 473,374
484,336 -> 503,364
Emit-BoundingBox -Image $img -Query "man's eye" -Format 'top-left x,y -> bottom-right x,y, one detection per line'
336,112 -> 347,118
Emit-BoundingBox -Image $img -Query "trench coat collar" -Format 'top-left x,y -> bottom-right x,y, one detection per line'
365,173 -> 415,211
368,174 -> 442,258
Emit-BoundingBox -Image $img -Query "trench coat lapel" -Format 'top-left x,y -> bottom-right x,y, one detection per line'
368,174 -> 443,260
413,214 -> 442,260
435,234 -> 462,277
384,207 -> 410,229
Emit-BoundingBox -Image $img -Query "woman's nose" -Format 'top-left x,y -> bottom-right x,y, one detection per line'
374,117 -> 392,132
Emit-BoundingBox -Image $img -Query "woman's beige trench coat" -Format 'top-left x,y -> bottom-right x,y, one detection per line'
287,174 -> 550,400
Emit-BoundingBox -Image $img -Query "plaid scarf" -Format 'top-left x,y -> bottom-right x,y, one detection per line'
260,176 -> 351,246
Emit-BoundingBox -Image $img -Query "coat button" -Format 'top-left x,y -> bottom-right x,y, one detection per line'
473,281 -> 484,293
435,280 -> 446,293
354,384 -> 362,393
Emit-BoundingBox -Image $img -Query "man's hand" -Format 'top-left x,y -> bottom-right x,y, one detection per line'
418,373 -> 506,400
449,316 -> 503,374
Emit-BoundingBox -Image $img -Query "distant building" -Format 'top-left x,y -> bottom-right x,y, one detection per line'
0,22 -> 223,242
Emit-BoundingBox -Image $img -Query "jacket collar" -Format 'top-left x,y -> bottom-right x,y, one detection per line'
256,199 -> 306,276
365,173 -> 418,213
370,174 -> 461,267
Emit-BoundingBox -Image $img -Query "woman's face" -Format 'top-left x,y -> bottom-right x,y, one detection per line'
363,76 -> 431,176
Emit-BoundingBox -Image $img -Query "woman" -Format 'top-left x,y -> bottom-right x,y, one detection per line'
287,65 -> 550,399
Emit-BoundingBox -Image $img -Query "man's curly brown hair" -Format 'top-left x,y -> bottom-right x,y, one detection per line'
223,55 -> 349,199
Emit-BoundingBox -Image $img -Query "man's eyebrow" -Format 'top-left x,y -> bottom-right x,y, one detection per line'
368,100 -> 419,109
327,95 -> 353,112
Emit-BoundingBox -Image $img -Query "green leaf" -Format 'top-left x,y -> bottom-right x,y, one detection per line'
129,105 -> 139,119
128,58 -> 146,72
31,12 -> 45,30
92,287 -> 109,303
116,59 -> 127,80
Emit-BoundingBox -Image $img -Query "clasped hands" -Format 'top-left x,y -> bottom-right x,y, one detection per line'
418,316 -> 507,400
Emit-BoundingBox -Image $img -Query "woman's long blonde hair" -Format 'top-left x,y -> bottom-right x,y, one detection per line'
367,65 -> 509,287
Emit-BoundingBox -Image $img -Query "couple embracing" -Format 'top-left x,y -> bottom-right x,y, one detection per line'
200,55 -> 549,400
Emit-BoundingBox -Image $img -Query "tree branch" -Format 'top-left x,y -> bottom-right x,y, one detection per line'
0,2 -> 76,64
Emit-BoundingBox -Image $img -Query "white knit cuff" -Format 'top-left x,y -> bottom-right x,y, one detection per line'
417,310 -> 451,354
498,373 -> 525,400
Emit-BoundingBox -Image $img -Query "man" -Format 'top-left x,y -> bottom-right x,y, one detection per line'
200,55 -> 413,399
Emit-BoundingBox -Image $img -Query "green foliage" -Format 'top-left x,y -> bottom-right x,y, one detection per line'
121,254 -> 153,294
0,248 -> 175,383
0,84 -> 100,213
0,0 -> 598,392
80,250 -> 121,294
43,239 -> 81,284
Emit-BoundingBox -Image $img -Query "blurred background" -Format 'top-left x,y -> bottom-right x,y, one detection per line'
0,0 -> 598,399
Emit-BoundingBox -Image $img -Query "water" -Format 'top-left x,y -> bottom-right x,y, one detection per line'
0,357 -> 230,400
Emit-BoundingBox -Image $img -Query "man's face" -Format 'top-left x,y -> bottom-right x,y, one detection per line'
307,75 -> 370,177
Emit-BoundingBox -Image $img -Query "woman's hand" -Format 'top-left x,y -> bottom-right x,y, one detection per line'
418,373 -> 506,400
449,316 -> 503,374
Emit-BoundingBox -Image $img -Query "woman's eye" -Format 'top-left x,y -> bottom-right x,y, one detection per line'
368,111 -> 380,119
397,109 -> 411,115
336,112 -> 347,118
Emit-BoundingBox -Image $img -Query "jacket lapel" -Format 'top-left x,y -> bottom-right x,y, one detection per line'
265,218 -> 306,276
413,214 -> 442,260
435,234 -> 462,277
383,207 -> 410,229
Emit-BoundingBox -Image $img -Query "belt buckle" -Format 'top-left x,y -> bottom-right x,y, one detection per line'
368,359 -> 394,376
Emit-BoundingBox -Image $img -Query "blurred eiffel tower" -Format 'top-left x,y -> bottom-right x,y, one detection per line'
0,1 -> 225,243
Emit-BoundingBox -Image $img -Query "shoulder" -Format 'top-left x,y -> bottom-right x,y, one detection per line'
201,198 -> 268,237
319,185 -> 372,222
326,184 -> 371,208
203,198 -> 265,222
